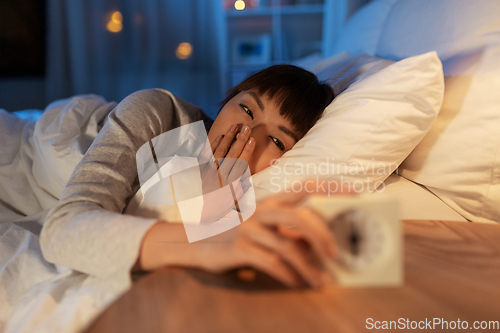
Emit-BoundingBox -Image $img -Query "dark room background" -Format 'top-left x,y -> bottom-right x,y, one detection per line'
0,0 -> 366,119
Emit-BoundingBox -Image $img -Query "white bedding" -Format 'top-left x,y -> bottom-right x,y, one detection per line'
0,97 -> 129,333
0,94 -> 465,333
373,173 -> 467,222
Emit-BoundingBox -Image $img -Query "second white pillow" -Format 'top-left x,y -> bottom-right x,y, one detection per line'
252,51 -> 444,200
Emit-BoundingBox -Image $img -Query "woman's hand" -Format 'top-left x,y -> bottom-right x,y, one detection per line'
135,123 -> 338,288
200,123 -> 255,192
194,189 -> 337,288
195,123 -> 255,223
212,123 -> 254,166
136,188 -> 337,289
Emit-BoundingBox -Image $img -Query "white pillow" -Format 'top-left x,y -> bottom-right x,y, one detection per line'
252,51 -> 444,201
331,0 -> 398,56
376,0 -> 500,223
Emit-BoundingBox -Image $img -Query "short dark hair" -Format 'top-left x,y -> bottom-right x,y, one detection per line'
221,64 -> 334,138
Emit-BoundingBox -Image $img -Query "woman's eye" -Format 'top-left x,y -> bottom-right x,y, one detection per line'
240,104 -> 254,119
271,137 -> 285,151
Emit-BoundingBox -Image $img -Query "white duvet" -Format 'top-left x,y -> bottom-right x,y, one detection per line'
0,96 -> 130,333
0,94 -> 254,333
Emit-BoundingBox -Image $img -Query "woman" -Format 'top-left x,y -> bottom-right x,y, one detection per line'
40,64 -> 337,289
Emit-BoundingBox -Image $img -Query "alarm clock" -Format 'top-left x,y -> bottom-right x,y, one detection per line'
303,194 -> 402,287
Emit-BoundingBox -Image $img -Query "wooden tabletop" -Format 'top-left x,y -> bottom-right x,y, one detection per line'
86,220 -> 500,333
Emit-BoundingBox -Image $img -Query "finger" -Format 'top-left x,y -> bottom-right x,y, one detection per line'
254,206 -> 337,260
277,224 -> 303,240
235,241 -> 304,288
237,136 -> 255,164
200,135 -> 224,174
219,125 -> 252,178
223,137 -> 255,185
199,161 -> 224,194
225,125 -> 251,160
243,222 -> 328,288
213,124 -> 238,160
210,134 -> 224,154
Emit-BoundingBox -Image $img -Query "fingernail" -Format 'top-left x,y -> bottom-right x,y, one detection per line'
242,125 -> 250,134
231,124 -> 238,132
247,137 -> 254,145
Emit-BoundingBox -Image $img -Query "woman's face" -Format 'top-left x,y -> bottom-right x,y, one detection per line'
208,90 -> 300,174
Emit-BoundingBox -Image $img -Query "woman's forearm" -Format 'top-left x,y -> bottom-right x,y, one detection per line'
133,222 -> 199,272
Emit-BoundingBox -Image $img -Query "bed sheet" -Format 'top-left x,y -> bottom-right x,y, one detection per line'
373,173 -> 467,222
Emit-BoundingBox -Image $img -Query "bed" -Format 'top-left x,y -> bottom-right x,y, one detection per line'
1,0 -> 499,332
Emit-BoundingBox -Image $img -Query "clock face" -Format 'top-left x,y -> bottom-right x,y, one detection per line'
326,209 -> 385,271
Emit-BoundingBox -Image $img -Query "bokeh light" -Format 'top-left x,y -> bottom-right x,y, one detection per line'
176,42 -> 193,60
234,0 -> 246,10
111,11 -> 123,24
106,11 -> 123,33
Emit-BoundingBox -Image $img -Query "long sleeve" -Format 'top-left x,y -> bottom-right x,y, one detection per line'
40,89 -> 211,278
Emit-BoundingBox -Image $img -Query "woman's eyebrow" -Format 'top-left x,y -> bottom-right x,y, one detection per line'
247,91 -> 265,111
246,91 -> 299,142
279,125 -> 299,142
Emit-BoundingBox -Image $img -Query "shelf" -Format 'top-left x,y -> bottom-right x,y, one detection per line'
216,0 -> 342,94
225,4 -> 324,17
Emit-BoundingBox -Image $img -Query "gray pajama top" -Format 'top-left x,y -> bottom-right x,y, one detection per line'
40,89 -> 211,279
